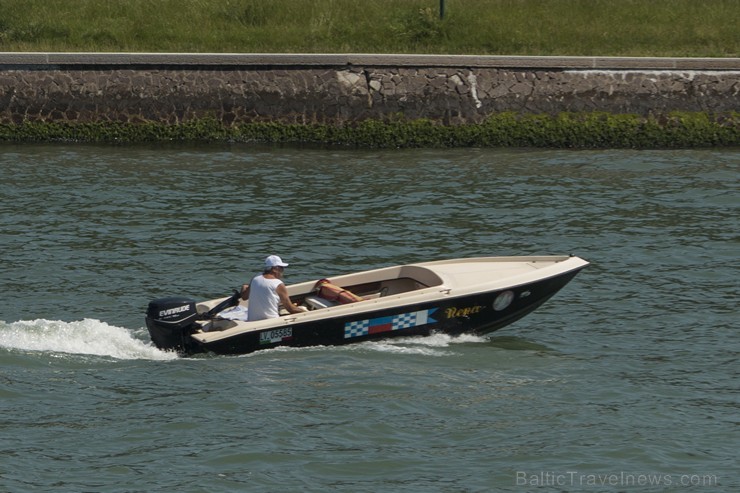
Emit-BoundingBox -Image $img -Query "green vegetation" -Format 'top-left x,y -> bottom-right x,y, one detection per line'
0,0 -> 737,57
2,113 -> 737,149
1,1 -> 737,147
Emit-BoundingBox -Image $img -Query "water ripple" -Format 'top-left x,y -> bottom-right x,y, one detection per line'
0,144 -> 738,492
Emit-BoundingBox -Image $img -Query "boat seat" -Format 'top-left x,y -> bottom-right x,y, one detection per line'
362,292 -> 382,300
304,296 -> 339,310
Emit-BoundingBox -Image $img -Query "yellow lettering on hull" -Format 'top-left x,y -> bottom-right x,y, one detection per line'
445,305 -> 483,318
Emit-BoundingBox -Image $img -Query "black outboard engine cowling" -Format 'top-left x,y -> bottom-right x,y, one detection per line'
145,296 -> 199,352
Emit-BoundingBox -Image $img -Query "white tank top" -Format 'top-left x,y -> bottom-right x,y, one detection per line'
247,275 -> 284,321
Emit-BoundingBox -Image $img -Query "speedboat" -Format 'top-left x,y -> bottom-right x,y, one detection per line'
145,255 -> 589,356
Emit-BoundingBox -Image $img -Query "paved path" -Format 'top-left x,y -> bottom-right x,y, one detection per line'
1,52 -> 738,70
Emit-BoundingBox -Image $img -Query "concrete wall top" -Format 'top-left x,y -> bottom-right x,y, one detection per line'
1,52 -> 739,70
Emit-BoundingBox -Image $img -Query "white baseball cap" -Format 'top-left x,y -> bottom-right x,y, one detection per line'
265,255 -> 289,268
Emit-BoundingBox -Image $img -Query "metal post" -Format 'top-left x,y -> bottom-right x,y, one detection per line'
440,0 -> 445,19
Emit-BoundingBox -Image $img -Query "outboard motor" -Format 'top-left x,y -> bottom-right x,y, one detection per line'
145,296 -> 199,352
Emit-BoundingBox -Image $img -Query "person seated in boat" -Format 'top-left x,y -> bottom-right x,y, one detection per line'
239,255 -> 307,321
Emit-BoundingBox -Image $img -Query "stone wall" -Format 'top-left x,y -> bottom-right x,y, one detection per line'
0,54 -> 738,125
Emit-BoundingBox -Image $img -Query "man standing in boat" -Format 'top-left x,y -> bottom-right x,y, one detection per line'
240,255 -> 307,321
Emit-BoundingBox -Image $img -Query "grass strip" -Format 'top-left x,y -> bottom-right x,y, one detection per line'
0,0 -> 737,57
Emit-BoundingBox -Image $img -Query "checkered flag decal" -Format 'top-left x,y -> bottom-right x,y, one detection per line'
344,309 -> 437,339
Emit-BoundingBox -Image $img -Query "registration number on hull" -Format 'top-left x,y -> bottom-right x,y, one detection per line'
259,327 -> 293,345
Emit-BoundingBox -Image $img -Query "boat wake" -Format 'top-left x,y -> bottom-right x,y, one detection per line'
0,319 -> 499,361
356,332 -> 490,356
0,319 -> 177,361
245,332 -> 491,358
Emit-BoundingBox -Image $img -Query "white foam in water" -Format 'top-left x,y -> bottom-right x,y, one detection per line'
387,332 -> 488,347
244,332 -> 489,357
0,319 -> 177,361
356,332 -> 489,356
0,319 -> 490,360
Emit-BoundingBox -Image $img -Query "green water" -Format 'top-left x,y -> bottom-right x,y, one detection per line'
0,145 -> 737,492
